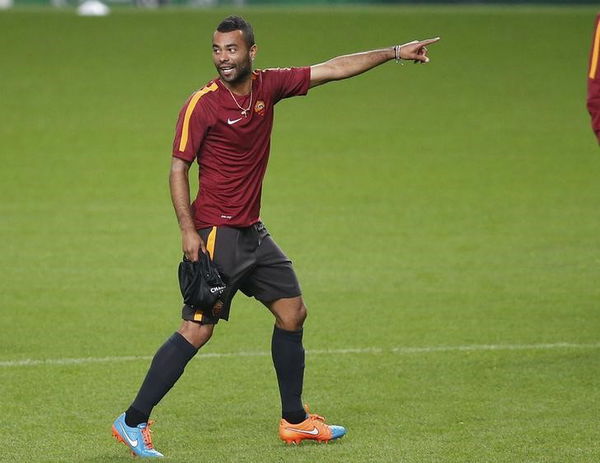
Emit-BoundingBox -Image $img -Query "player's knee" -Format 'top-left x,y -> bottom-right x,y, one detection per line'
279,302 -> 307,331
297,303 -> 308,326
178,320 -> 215,349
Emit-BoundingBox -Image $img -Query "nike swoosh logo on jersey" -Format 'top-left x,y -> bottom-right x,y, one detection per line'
227,117 -> 243,125
119,425 -> 138,447
285,427 -> 320,435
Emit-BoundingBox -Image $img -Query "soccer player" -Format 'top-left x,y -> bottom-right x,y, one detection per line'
112,16 -> 439,458
588,13 -> 600,144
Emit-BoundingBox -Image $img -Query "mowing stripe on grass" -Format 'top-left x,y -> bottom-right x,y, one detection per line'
1,342 -> 599,368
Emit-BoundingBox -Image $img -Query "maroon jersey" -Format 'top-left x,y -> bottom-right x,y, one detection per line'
172,67 -> 311,228
588,14 -> 600,143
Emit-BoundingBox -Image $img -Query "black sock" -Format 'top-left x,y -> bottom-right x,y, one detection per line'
125,332 -> 198,426
283,408 -> 309,424
271,326 -> 307,424
124,406 -> 148,428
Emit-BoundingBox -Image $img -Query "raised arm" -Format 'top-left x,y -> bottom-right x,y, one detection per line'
309,38 -> 440,88
169,157 -> 206,261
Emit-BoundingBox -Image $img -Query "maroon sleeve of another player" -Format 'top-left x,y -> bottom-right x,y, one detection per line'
172,89 -> 213,161
262,67 -> 311,104
587,14 -> 600,144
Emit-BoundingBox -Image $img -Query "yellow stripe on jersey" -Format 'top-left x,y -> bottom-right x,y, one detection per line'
590,20 -> 600,79
206,226 -> 217,259
178,82 -> 218,152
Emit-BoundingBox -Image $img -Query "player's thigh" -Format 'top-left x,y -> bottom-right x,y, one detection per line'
240,235 -> 302,304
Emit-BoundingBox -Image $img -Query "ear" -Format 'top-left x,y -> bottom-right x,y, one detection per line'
250,44 -> 257,61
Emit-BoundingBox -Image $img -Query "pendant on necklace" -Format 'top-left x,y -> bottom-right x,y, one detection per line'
241,110 -> 248,117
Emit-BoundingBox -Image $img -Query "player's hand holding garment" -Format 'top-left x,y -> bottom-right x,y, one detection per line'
178,252 -> 226,314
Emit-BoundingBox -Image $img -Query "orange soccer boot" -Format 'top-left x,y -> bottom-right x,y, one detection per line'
279,407 -> 346,444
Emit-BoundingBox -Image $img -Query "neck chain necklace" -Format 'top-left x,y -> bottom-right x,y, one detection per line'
225,84 -> 252,117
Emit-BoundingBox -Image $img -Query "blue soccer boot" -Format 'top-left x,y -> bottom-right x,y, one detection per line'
112,412 -> 164,458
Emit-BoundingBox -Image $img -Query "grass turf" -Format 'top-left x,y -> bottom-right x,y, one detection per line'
1,5 -> 599,462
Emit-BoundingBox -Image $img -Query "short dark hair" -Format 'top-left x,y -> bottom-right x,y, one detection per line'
216,16 -> 255,48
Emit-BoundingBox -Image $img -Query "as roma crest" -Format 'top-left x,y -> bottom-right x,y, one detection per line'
254,100 -> 266,117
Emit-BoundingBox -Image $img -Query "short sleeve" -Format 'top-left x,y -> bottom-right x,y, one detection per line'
172,85 -> 216,161
588,14 -> 600,143
262,67 -> 311,104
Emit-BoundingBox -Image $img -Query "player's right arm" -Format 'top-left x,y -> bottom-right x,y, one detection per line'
169,157 -> 205,261
171,85 -> 216,260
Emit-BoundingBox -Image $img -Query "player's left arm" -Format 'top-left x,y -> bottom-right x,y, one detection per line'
309,38 -> 440,89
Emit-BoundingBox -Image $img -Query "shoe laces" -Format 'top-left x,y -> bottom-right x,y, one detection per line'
304,405 -> 325,423
308,412 -> 325,422
141,420 -> 156,449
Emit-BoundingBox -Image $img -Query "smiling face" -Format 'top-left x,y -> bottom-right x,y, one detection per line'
212,30 -> 257,88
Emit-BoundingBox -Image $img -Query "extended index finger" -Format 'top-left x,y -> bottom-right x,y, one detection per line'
417,37 -> 441,47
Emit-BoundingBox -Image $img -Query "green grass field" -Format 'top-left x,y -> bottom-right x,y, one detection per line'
1,5 -> 600,462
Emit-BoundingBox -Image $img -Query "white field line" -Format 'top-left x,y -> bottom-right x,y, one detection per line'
1,342 -> 600,368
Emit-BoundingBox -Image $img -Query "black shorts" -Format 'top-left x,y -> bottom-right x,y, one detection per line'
182,222 -> 302,325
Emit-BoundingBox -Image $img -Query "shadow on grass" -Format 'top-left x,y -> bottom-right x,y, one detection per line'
83,453 -> 134,462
